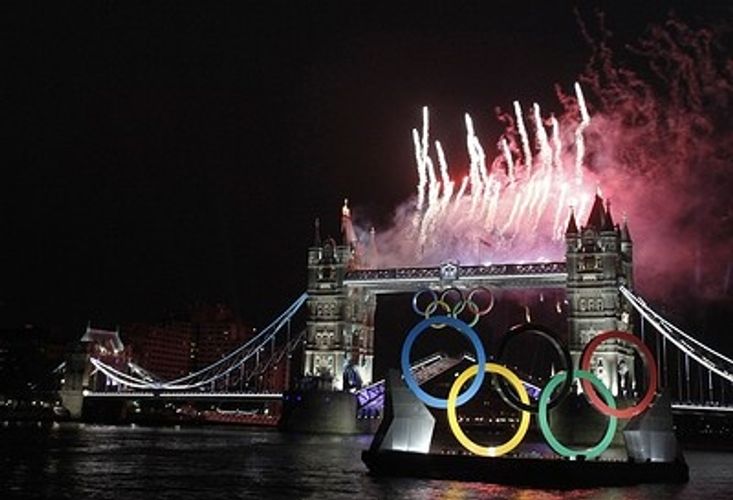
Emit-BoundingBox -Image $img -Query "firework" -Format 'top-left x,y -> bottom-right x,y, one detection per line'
404,83 -> 597,266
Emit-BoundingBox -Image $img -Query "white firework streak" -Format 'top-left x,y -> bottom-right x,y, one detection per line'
577,192 -> 591,225
484,176 -> 502,231
412,128 -> 427,211
412,107 -> 432,242
500,137 -> 515,183
467,118 -> 494,224
435,141 -> 454,212
448,176 -> 470,222
419,154 -> 441,249
574,82 -> 591,182
422,141 -> 455,245
465,114 -> 484,218
513,101 -> 533,173
533,103 -> 553,172
515,169 -> 539,235
530,103 -> 552,224
548,116 -> 566,239
552,182 -> 570,240
550,116 -> 562,170
532,175 -> 553,234
501,187 -> 523,234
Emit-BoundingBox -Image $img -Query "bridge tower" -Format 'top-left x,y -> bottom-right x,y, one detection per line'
60,342 -> 91,419
566,194 -> 635,396
304,202 -> 375,390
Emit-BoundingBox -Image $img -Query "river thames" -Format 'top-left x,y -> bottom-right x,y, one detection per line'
1,423 -> 730,499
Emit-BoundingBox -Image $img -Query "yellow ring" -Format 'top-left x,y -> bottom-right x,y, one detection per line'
447,363 -> 531,457
424,300 -> 451,329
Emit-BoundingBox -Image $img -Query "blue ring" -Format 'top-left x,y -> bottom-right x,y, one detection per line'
411,288 -> 438,316
401,316 -> 487,409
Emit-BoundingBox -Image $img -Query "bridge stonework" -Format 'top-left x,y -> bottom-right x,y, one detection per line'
305,238 -> 375,390
565,196 -> 636,396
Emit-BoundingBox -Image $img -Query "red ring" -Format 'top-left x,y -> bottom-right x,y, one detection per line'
580,330 -> 657,419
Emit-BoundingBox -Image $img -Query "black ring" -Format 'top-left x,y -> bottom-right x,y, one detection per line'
494,322 -> 573,413
439,287 -> 464,309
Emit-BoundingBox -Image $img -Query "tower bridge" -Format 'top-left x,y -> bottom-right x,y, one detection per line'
62,194 -> 733,434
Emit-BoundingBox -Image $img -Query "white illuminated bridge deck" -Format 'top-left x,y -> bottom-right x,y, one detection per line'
84,391 -> 283,401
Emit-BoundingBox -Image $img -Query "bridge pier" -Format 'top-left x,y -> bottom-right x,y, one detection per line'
59,344 -> 91,419
550,393 -> 628,449
280,390 -> 373,434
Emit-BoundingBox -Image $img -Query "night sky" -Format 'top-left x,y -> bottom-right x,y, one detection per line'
5,2 -> 730,342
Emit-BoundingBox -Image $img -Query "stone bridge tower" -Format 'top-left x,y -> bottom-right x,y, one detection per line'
566,194 -> 635,396
304,203 -> 375,391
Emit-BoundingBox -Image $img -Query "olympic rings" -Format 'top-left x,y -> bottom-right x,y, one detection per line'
401,316 -> 487,409
411,287 -> 495,329
580,330 -> 658,419
538,370 -> 618,459
447,363 -> 531,457
399,312 -> 657,459
494,323 -> 573,413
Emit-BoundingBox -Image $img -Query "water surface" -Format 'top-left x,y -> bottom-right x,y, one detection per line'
1,423 -> 727,499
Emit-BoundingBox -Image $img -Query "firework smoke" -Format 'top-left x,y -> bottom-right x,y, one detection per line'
575,14 -> 733,299
359,15 -> 733,300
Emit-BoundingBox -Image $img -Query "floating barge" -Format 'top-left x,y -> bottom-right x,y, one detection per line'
363,370 -> 690,488
362,448 -> 688,488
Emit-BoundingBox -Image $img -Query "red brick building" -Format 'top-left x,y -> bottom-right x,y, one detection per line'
124,304 -> 254,380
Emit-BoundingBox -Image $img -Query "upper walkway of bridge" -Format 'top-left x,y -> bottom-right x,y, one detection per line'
343,261 -> 567,291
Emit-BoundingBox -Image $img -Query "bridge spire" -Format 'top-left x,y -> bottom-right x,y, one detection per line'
603,198 -> 615,231
565,206 -> 578,235
313,218 -> 322,247
585,193 -> 607,230
341,198 -> 357,247
366,226 -> 378,266
621,214 -> 632,242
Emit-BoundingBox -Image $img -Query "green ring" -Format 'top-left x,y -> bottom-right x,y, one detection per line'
537,370 -> 617,459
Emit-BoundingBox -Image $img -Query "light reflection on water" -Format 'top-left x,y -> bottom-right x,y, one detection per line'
0,423 -> 728,499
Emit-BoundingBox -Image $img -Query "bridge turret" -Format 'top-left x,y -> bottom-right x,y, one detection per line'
565,207 -> 579,254
341,198 -> 360,269
365,226 -> 378,268
620,215 -> 633,287
313,217 -> 322,247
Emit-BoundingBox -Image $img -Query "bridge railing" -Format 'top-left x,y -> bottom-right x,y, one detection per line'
621,286 -> 733,384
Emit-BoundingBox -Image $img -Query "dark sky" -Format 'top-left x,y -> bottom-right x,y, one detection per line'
4,1 -> 728,339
